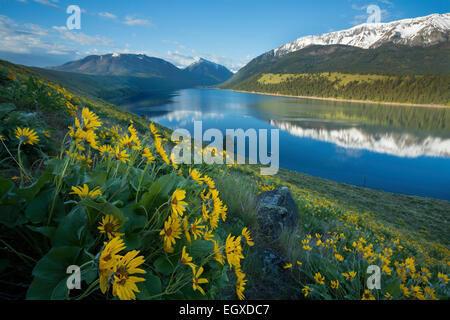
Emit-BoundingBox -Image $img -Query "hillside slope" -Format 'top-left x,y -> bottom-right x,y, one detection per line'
0,59 -> 448,301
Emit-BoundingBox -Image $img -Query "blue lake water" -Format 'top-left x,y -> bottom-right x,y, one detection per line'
123,88 -> 450,200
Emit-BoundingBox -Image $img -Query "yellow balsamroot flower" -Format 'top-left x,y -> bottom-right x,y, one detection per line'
235,269 -> 247,300
212,240 -> 225,265
202,228 -> 214,241
113,146 -> 130,163
81,107 -> 102,131
98,215 -> 124,240
334,253 -> 344,262
160,215 -> 182,253
170,189 -> 188,217
142,147 -> 156,163
99,237 -> 126,293
112,250 -> 146,300
283,263 -> 293,269
98,144 -> 112,156
189,168 -> 203,184
384,292 -> 393,300
42,130 -> 51,138
192,266 -> 208,296
330,280 -> 339,289
202,174 -> 215,190
342,271 -> 356,281
296,261 -> 302,267
225,234 -> 244,270
0,134 -> 5,140
190,217 -> 205,240
438,272 -> 449,284
241,227 -> 254,246
302,286 -> 313,297
314,272 -> 325,285
15,127 -> 39,145
362,289 -> 376,300
70,184 -> 102,200
181,246 -> 195,270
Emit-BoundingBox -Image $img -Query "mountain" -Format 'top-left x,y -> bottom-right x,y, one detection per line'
52,53 -> 184,78
183,58 -> 233,86
222,13 -> 450,92
272,13 -> 449,57
38,54 -> 232,104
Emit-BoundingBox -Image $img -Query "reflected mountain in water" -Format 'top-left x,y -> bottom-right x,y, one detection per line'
271,120 -> 450,158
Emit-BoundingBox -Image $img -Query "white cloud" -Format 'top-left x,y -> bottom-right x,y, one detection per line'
123,15 -> 153,27
99,12 -> 117,20
52,26 -> 112,47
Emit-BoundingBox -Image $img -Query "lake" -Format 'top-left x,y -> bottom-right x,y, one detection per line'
122,88 -> 450,200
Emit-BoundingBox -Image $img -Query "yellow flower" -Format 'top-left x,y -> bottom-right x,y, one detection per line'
192,266 -> 208,295
15,127 -> 39,145
189,168 -> 203,184
170,189 -> 188,217
81,107 -> 102,131
384,292 -> 393,300
334,253 -> 344,262
70,184 -> 102,200
438,272 -> 448,284
225,234 -> 244,270
142,147 -> 155,163
330,280 -> 339,289
113,146 -> 130,163
235,269 -> 247,300
314,272 -> 325,285
181,246 -> 195,270
212,240 -> 225,265
98,215 -> 123,240
112,250 -> 146,300
361,289 -> 375,300
296,261 -> 302,267
283,263 -> 293,269
190,217 -> 205,240
42,130 -> 51,138
160,215 -> 182,253
98,144 -> 112,156
302,286 -> 313,297
241,227 -> 254,246
99,237 -> 126,294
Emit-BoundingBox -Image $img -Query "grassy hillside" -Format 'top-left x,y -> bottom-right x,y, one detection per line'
220,43 -> 450,106
225,72 -> 450,106
0,59 -> 448,300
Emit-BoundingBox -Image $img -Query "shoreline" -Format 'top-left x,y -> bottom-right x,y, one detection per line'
220,88 -> 449,109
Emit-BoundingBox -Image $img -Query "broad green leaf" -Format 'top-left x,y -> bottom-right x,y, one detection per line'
52,205 -> 94,249
27,246 -> 91,300
154,255 -> 174,276
136,271 -> 162,300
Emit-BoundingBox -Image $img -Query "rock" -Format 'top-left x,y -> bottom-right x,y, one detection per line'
256,187 -> 298,240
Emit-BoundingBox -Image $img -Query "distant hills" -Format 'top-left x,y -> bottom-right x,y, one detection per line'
220,13 -> 450,105
31,54 -> 233,104
183,58 -> 234,86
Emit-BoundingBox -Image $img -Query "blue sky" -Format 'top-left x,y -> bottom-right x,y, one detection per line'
0,0 -> 448,71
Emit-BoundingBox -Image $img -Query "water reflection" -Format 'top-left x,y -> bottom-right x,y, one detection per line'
270,120 -> 450,158
122,88 -> 450,199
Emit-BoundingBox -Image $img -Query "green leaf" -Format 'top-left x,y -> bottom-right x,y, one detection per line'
80,198 -> 127,225
52,205 -> 94,249
190,240 -> 214,259
154,255 -> 174,276
0,102 -> 16,118
136,270 -> 162,300
24,187 -> 53,224
27,246 -> 91,300
138,173 -> 179,213
26,225 -> 56,240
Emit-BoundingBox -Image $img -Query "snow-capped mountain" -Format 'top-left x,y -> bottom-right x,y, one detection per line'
273,13 -> 450,57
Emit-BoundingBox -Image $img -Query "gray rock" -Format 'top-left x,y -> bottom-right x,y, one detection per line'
256,187 -> 298,240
